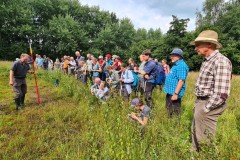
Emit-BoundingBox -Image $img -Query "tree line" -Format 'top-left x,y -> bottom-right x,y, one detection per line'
0,0 -> 239,74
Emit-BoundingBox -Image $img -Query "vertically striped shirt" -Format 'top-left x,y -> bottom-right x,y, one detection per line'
195,51 -> 232,111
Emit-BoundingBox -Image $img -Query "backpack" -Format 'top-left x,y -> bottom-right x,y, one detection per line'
153,62 -> 165,85
126,70 -> 139,87
43,59 -> 48,66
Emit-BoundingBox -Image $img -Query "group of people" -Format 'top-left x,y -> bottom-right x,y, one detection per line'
9,30 -> 232,153
35,54 -> 54,70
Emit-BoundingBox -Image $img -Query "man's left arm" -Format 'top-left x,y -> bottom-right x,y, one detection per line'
139,61 -> 155,79
171,80 -> 185,100
204,59 -> 232,112
172,66 -> 189,100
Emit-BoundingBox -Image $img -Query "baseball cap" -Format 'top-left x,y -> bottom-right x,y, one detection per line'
130,98 -> 140,108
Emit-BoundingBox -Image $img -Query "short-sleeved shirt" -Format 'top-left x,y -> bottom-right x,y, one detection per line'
164,59 -> 189,98
143,59 -> 156,82
63,60 -> 69,69
69,60 -> 76,69
11,60 -> 30,79
92,63 -> 101,77
138,62 -> 145,78
140,105 -> 151,120
103,59 -> 113,71
96,87 -> 109,99
37,58 -> 43,66
91,83 -> 100,95
86,59 -> 93,71
108,70 -> 120,88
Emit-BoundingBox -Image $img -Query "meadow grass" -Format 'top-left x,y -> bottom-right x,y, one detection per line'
0,61 -> 239,159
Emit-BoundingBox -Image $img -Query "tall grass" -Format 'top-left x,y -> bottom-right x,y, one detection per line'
0,62 -> 239,159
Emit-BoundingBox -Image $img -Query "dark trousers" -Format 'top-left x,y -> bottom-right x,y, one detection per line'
166,94 -> 181,117
13,78 -> 27,109
13,78 -> 27,99
144,82 -> 155,107
101,72 -> 107,81
79,73 -> 87,84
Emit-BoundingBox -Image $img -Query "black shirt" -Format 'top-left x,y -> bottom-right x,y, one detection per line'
11,60 -> 30,79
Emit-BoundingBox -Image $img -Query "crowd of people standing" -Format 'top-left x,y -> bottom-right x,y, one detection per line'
9,30 -> 232,153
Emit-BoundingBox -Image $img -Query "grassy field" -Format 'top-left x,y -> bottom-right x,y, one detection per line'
0,61 -> 239,159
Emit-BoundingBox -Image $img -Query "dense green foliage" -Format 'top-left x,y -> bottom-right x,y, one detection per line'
0,0 -> 240,73
0,62 -> 240,159
196,0 -> 240,73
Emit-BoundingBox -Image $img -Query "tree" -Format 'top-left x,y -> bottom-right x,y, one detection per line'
46,14 -> 88,58
195,0 -> 225,27
134,28 -> 147,42
0,0 -> 34,59
147,28 -> 162,40
164,15 -> 190,51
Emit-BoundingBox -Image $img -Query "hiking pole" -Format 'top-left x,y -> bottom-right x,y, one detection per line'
119,80 -> 122,96
27,36 -> 41,105
143,80 -> 147,92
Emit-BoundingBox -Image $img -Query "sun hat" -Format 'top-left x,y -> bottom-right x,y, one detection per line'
190,30 -> 222,49
170,48 -> 183,58
112,55 -> 119,60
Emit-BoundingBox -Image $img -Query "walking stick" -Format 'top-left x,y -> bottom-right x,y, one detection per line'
143,80 -> 147,92
27,36 -> 41,105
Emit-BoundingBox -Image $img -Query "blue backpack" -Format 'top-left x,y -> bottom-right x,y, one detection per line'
131,71 -> 139,87
126,70 -> 139,87
151,62 -> 165,85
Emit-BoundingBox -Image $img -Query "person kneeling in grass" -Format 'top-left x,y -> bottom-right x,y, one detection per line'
96,82 -> 109,101
128,98 -> 151,127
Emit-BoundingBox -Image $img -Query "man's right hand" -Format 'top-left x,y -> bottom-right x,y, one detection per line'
9,80 -> 14,86
144,74 -> 150,79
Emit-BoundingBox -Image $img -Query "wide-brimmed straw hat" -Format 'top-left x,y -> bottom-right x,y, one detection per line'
190,30 -> 222,49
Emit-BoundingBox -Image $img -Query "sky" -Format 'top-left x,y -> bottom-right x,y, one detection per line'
79,0 -> 205,33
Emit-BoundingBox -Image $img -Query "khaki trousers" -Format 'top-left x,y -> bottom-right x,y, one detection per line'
191,98 -> 227,151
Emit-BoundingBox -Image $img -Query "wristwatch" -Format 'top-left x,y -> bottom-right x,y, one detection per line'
174,92 -> 178,95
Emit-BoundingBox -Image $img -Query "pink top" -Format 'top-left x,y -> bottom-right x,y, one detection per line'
163,64 -> 170,75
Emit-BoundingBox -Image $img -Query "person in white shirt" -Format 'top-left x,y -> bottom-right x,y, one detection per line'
119,63 -> 134,99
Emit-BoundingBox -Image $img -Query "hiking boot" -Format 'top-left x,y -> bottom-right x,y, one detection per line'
15,98 -> 21,111
20,94 -> 25,107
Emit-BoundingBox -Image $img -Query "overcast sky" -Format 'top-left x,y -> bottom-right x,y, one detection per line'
79,0 -> 205,33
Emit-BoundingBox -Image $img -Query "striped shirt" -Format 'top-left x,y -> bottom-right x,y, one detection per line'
195,51 -> 232,111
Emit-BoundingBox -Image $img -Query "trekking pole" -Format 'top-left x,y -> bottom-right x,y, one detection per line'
27,36 -> 41,105
143,80 -> 147,92
119,81 -> 122,96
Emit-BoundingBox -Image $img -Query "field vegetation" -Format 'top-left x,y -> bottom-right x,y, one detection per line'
0,61 -> 239,159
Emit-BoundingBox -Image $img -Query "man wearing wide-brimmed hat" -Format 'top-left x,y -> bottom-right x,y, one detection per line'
190,30 -> 232,152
